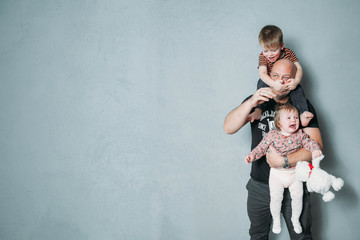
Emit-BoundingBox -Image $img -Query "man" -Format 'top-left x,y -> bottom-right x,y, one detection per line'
223,59 -> 322,239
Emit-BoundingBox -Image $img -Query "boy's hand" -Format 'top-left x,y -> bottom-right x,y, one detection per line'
285,78 -> 298,91
272,80 -> 288,92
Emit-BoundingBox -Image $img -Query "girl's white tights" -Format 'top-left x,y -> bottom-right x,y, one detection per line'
269,168 -> 304,234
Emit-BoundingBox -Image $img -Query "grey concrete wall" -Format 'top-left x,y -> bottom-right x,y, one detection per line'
0,0 -> 359,239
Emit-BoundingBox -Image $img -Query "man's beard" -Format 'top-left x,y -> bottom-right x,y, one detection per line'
276,93 -> 289,101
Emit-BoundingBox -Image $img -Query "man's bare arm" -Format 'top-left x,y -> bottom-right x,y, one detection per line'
223,88 -> 275,134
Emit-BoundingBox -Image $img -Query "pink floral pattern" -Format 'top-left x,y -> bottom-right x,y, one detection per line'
250,129 -> 321,160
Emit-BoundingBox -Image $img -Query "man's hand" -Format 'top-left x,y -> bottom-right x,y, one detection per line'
266,145 -> 284,168
248,108 -> 262,123
249,87 -> 276,108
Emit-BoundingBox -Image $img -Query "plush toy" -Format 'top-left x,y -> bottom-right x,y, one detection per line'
295,155 -> 344,202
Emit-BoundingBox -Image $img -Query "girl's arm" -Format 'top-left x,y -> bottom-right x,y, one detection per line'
301,130 -> 323,158
287,127 -> 323,167
301,132 -> 321,152
249,131 -> 273,161
266,127 -> 323,168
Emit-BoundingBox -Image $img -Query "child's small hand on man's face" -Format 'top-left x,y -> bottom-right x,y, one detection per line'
285,78 -> 298,91
272,80 -> 288,92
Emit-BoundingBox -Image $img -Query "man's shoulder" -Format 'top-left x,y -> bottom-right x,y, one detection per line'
305,99 -> 317,112
305,98 -> 314,105
303,99 -> 320,129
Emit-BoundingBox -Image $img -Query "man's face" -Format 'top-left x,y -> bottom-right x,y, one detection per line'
269,62 -> 294,99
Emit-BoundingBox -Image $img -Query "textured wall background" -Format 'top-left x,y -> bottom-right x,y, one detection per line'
0,0 -> 359,239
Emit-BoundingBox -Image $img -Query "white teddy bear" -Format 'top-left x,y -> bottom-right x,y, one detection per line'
295,155 -> 344,202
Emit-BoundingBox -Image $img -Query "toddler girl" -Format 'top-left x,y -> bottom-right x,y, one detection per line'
245,103 -> 322,234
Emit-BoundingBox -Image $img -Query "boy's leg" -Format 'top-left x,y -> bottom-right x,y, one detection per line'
289,85 -> 313,126
281,184 -> 312,240
289,85 -> 308,113
246,178 -> 272,240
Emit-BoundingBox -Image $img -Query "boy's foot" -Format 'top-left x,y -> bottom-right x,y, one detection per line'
248,108 -> 262,122
300,111 -> 314,127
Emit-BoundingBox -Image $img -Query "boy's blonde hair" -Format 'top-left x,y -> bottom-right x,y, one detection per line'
274,103 -> 298,130
258,25 -> 283,48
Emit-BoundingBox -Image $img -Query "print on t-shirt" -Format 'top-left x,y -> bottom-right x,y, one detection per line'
259,110 -> 275,137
